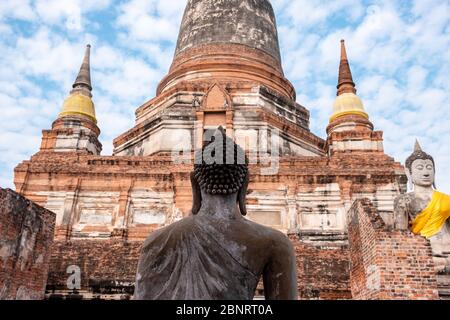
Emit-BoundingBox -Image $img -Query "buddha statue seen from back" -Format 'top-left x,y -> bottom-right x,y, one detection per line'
394,140 -> 450,272
134,127 -> 298,300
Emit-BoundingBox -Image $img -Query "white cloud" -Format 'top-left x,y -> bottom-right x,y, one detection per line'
116,0 -> 185,42
96,58 -> 161,101
0,0 -> 111,32
0,0 -> 35,21
273,0 -> 364,28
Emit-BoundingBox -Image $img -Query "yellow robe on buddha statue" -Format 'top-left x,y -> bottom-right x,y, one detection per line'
412,191 -> 450,239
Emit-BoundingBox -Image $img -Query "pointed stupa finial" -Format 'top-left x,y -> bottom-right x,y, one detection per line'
414,139 -> 423,152
59,44 -> 97,123
337,39 -> 357,96
72,44 -> 92,96
329,40 -> 369,124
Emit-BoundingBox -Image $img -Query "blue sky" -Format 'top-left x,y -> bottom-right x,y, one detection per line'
0,0 -> 449,193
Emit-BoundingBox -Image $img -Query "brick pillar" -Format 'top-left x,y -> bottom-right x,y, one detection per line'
112,180 -> 134,239
195,112 -> 204,150
57,178 -> 82,240
0,188 -> 56,300
287,198 -> 298,233
226,110 -> 234,138
347,199 -> 439,300
172,172 -> 193,218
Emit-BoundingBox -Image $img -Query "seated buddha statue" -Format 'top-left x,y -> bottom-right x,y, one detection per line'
134,127 -> 298,300
394,141 -> 450,272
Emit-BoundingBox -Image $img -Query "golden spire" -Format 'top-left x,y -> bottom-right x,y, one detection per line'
59,45 -> 97,123
330,40 -> 368,123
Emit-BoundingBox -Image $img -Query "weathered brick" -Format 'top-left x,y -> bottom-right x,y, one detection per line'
0,188 -> 55,300
348,199 -> 439,300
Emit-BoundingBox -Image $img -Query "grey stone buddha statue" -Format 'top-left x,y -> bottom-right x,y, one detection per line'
394,140 -> 450,272
134,127 -> 298,300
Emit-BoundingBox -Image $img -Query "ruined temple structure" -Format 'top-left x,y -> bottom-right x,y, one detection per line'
11,0 -> 447,299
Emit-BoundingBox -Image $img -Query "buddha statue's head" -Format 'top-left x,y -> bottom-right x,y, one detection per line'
191,127 -> 249,215
405,140 -> 435,189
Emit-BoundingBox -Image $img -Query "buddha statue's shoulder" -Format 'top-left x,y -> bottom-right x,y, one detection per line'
436,190 -> 450,198
242,218 -> 294,249
142,216 -> 196,248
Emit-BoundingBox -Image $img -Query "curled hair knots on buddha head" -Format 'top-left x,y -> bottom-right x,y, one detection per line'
194,127 -> 248,196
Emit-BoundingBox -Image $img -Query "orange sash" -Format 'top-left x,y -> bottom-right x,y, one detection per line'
412,191 -> 450,239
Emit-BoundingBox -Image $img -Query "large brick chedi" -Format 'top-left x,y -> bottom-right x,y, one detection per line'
348,199 -> 439,300
0,188 -> 55,300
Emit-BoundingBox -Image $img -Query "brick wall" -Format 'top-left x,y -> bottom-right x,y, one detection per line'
48,237 -> 351,300
289,235 -> 351,300
348,198 -> 439,300
46,240 -> 142,299
0,188 -> 55,300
